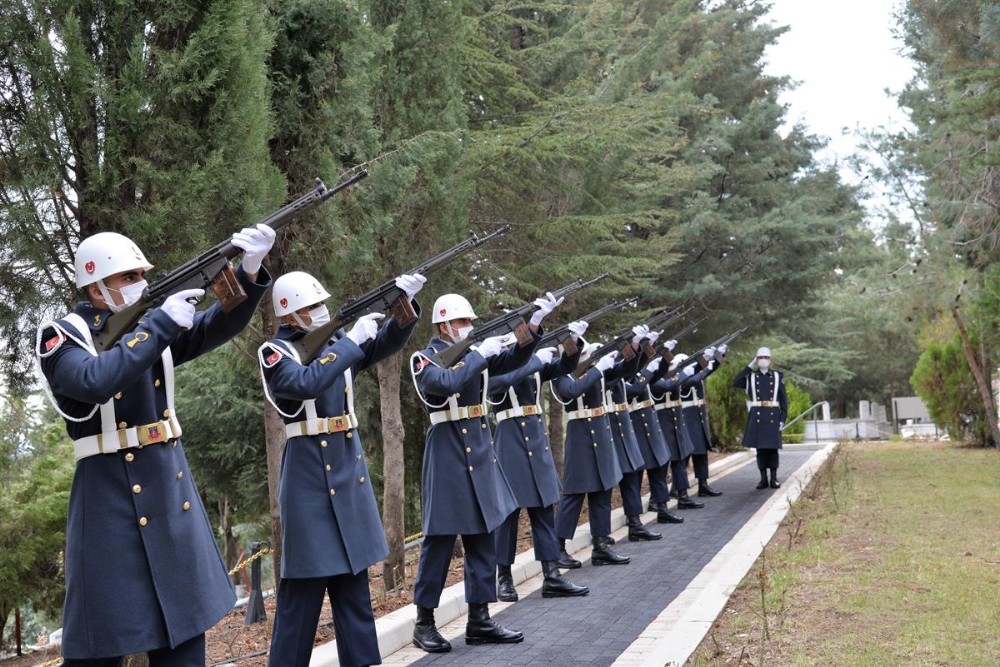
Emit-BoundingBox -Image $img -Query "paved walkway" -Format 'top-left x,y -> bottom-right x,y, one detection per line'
309,442 -> 838,667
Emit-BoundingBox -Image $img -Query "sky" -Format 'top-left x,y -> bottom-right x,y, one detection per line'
761,0 -> 917,183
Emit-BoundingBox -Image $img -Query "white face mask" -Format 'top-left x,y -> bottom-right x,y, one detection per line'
453,325 -> 474,341
107,280 -> 148,313
305,304 -> 331,331
757,358 -> 771,371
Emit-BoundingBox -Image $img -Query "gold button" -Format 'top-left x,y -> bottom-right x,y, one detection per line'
587,417 -> 592,422
482,423 -> 487,429
462,428 -> 468,434
125,453 -> 135,462
321,440 -> 328,447
545,447 -> 550,451
359,476 -> 366,484
154,379 -> 161,387
118,421 -> 128,429
325,464 -> 332,472
330,488 -> 336,496
132,484 -> 141,494
114,392 -> 122,400
163,409 -> 171,418
466,447 -> 472,453
521,421 -> 527,427
593,443 -> 597,448
528,451 -> 534,457
346,432 -> 353,439
493,457 -> 497,463
139,517 -> 148,527
182,501 -> 191,511
176,471 -> 183,479
524,436 -> 530,442
468,465 -> 474,472
590,430 -> 596,435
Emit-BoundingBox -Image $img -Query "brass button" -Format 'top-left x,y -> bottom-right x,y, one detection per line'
330,488 -> 336,496
132,484 -> 141,494
163,409 -> 171,418
114,392 -> 122,400
176,471 -> 183,479
346,432 -> 353,439
528,451 -> 534,457
468,465 -> 474,472
590,430 -> 596,435
524,436 -> 530,442
593,443 -> 597,448
321,440 -> 328,447
520,421 -> 527,427
154,379 -> 161,387
587,417 -> 592,422
359,476 -> 366,484
118,421 -> 127,429
466,446 -> 472,453
481,423 -> 487,429
325,464 -> 332,472
125,453 -> 135,462
462,428 -> 468,434
182,501 -> 191,511
139,517 -> 148,527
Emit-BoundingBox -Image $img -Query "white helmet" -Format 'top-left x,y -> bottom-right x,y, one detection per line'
668,353 -> 689,372
74,232 -> 153,288
272,271 -> 331,316
756,346 -> 772,358
432,293 -> 477,323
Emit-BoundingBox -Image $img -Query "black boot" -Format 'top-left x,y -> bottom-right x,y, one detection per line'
465,602 -> 524,645
769,468 -> 781,488
676,491 -> 705,509
647,500 -> 664,513
556,539 -> 582,569
756,470 -> 769,490
698,481 -> 722,497
657,507 -> 684,524
627,515 -> 662,541
496,564 -> 518,602
591,535 -> 630,565
541,561 -> 590,598
413,605 -> 451,653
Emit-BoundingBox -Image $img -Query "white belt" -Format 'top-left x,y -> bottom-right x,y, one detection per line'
566,406 -> 606,421
604,402 -> 629,414
747,400 -> 779,408
429,404 -> 487,424
654,400 -> 682,411
285,413 -> 359,438
681,398 -> 705,408
495,405 -> 542,423
72,417 -> 182,461
629,399 -> 654,412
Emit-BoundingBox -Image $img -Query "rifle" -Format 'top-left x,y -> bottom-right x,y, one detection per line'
638,305 -> 690,357
432,276 -> 600,368
573,324 -> 639,375
290,225 -> 510,363
677,326 -> 749,370
537,296 -> 638,355
659,316 -> 707,364
93,170 -> 369,352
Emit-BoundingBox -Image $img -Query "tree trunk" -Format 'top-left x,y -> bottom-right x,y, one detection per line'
952,307 -> 1000,447
547,392 -> 565,479
264,400 -> 286,584
378,352 -> 407,591
219,497 -> 239,585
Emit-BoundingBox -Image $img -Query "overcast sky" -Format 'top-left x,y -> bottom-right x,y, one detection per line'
762,0 -> 916,181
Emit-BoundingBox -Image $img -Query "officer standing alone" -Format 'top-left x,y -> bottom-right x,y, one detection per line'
36,226 -> 274,666
734,346 -> 788,489
258,270 -> 425,667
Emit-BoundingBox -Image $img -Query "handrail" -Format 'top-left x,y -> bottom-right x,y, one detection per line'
780,401 -> 826,432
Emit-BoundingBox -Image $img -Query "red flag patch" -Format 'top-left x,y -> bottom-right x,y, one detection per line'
262,349 -> 283,368
45,336 -> 62,351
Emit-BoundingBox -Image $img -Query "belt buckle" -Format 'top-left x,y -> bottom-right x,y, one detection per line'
523,406 -> 538,416
328,416 -> 348,433
761,401 -> 772,407
139,422 -> 166,445
593,407 -> 604,417
468,405 -> 484,418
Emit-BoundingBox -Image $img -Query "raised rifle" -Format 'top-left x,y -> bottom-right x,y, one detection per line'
677,326 -> 749,370
537,295 -> 638,355
659,316 -> 707,364
432,276 -> 601,368
93,170 -> 369,352
637,305 -> 690,357
290,225 -> 511,363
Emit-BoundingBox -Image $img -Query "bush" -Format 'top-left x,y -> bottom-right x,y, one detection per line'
910,335 -> 991,446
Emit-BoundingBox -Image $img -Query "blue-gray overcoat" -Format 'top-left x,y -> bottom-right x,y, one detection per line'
605,361 -> 646,474
627,365 -> 672,468
551,365 -> 622,494
734,365 -> 788,449
680,358 -> 720,455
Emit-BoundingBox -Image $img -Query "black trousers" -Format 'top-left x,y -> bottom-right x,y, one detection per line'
495,505 -> 560,564
414,532 -> 496,608
691,453 -> 709,481
756,448 -> 780,470
556,489 -> 612,540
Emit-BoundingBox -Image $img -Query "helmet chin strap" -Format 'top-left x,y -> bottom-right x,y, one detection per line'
443,322 -> 457,342
292,313 -> 310,331
96,280 -> 121,313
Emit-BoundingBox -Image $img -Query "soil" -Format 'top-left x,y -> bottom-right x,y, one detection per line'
2,452 -> 728,667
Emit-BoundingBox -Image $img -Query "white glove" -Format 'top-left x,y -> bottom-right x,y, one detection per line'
583,341 -> 602,356
749,356 -> 757,369
232,224 -> 276,275
647,330 -> 662,344
631,324 -> 650,345
347,312 -> 385,346
718,343 -> 728,355
677,365 -> 693,379
595,352 -> 618,373
664,339 -> 677,351
395,273 -> 426,300
568,320 -> 589,339
703,346 -> 716,360
779,421 -> 785,430
529,291 -> 564,326
472,334 -> 508,358
161,289 -> 204,330
534,346 -> 557,365
645,357 -> 661,373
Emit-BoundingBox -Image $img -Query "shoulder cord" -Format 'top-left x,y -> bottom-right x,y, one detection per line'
258,340 -> 356,421
410,350 -> 489,412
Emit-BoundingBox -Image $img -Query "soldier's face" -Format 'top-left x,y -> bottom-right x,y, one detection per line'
88,269 -> 147,309
439,318 -> 473,342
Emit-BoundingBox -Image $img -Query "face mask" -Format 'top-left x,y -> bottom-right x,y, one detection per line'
107,280 -> 148,313
757,358 -> 771,371
454,325 -> 474,341
306,304 -> 331,331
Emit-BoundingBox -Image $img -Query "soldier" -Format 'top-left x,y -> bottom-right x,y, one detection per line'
490,323 -> 590,603
35,226 -> 274,666
409,291 -> 558,652
650,354 -> 701,520
627,341 -> 677,523
679,344 -> 726,498
258,270 -> 425,667
551,339 -> 632,569
734,346 -> 788,489
606,327 -> 661,543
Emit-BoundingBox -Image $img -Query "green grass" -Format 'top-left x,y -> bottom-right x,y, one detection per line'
690,441 -> 1000,666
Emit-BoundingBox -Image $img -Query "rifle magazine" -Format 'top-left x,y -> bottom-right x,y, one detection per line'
212,264 -> 247,312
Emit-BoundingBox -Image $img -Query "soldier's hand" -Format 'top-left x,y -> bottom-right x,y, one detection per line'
232,223 -> 276,275
748,356 -> 757,369
161,289 -> 204,330
534,346 -> 557,365
779,421 -> 785,431
677,365 -> 694,379
347,312 -> 385,346
595,351 -> 618,373
568,320 -> 589,340
718,343 -> 728,356
395,273 -> 426,300
631,324 -> 650,345
529,292 -> 564,326
703,346 -> 716,360
663,339 -> 677,352
472,335 -> 508,358
645,357 -> 662,373
647,329 -> 662,344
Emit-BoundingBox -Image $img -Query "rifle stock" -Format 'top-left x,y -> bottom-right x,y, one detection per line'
289,226 -> 511,363
93,170 -> 369,352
